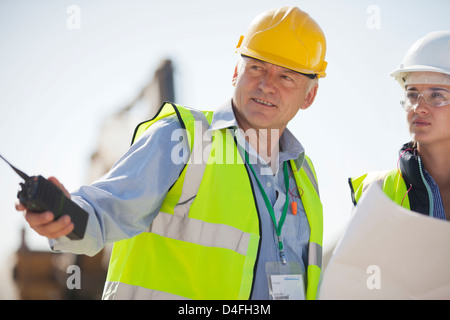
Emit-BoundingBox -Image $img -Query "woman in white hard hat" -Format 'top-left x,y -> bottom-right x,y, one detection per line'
349,31 -> 450,221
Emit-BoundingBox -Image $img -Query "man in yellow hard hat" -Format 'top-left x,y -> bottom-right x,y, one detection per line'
17,6 -> 328,300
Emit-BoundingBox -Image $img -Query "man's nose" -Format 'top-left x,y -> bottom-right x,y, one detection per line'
258,71 -> 277,94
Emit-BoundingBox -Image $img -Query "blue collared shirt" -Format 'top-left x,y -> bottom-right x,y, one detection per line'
51,100 -> 311,299
423,169 -> 447,221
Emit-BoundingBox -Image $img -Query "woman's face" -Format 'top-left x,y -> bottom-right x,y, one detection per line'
406,82 -> 450,148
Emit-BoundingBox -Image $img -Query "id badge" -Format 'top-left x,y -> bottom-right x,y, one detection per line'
266,261 -> 305,300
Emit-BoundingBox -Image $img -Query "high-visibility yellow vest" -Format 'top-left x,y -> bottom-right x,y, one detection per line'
349,169 -> 410,209
103,102 -> 323,300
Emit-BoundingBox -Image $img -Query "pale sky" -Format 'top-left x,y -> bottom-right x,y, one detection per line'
0,0 -> 448,296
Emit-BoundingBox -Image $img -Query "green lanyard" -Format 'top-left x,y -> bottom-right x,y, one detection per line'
244,151 -> 290,264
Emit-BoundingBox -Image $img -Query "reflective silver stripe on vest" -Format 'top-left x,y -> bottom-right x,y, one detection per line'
174,109 -> 212,217
148,108 -> 251,255
147,211 -> 251,256
292,155 -> 320,197
103,281 -> 188,300
308,242 -> 322,268
302,159 -> 320,197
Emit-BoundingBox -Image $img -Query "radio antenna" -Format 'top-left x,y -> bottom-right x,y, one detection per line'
0,154 -> 30,181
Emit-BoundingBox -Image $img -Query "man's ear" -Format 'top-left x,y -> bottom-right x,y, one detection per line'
231,64 -> 239,86
299,84 -> 318,110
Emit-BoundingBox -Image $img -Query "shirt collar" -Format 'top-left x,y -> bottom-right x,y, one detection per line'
208,99 -> 239,132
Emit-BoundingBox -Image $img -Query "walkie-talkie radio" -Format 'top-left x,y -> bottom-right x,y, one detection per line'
1,154 -> 88,240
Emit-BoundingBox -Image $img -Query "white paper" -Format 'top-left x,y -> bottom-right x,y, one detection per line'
319,183 -> 450,299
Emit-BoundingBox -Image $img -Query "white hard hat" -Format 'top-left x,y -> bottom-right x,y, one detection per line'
391,31 -> 450,87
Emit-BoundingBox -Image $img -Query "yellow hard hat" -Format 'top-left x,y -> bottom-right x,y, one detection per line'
236,6 -> 328,78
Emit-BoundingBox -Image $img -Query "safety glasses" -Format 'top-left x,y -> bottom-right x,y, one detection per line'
401,88 -> 450,111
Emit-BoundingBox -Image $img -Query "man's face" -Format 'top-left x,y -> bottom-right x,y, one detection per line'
232,56 -> 317,133
406,82 -> 450,148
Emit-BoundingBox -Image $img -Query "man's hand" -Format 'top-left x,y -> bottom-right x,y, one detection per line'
15,176 -> 74,239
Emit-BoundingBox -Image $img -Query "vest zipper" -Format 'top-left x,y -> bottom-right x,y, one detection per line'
417,156 -> 434,217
